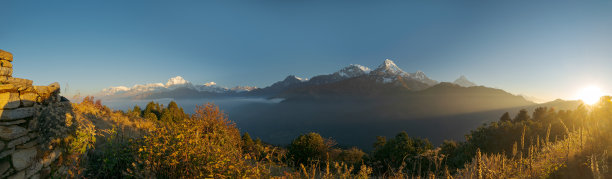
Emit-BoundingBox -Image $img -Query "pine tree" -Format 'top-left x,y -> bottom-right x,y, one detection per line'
513,109 -> 531,122
500,112 -> 512,122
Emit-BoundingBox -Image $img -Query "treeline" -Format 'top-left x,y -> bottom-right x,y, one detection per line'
126,101 -> 188,122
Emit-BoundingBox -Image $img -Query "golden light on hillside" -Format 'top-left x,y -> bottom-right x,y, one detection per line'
577,86 -> 604,105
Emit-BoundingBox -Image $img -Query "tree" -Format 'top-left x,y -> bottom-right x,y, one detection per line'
335,147 -> 365,166
499,112 -> 511,122
371,132 -> 433,172
373,136 -> 386,150
160,101 -> 187,122
144,112 -> 158,121
128,105 -> 142,118
532,107 -> 552,122
132,105 -> 142,115
513,109 -> 531,122
144,101 -> 161,120
288,132 -> 331,166
241,132 -> 254,152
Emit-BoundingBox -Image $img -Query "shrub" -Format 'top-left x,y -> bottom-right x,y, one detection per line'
134,103 -> 260,178
288,132 -> 334,166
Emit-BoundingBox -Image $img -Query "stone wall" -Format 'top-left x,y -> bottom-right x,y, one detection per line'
0,49 -> 63,179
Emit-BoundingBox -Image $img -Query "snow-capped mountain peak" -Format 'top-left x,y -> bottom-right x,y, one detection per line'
204,82 -> 217,86
373,59 -> 410,77
285,75 -> 308,82
99,76 -> 237,97
412,70 -> 427,80
369,59 -> 438,86
371,59 -> 410,82
453,75 -> 477,87
100,86 -> 130,95
166,76 -> 189,87
230,86 -> 258,93
337,64 -> 371,78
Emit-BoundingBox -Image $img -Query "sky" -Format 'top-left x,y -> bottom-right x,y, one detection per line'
1,0 -> 612,101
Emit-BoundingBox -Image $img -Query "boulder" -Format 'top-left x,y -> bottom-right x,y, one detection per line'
0,161 -> 10,176
0,148 -> 15,158
1,78 -> 32,91
26,161 -> 41,178
16,140 -> 37,149
34,83 -> 60,98
0,107 -> 35,120
0,119 -> 26,125
0,92 -> 21,109
12,147 -> 37,171
0,125 -> 27,140
0,60 -> 11,68
0,50 -> 12,62
7,135 -> 29,148
0,84 -> 17,92
18,92 -> 38,107
0,67 -> 12,77
7,170 -> 24,179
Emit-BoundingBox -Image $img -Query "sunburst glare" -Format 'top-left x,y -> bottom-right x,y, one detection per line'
577,86 -> 605,105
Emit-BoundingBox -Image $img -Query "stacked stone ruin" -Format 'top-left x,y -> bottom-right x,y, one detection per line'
0,49 -> 61,179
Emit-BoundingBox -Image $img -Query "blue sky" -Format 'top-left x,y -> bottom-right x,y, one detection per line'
2,1 -> 612,101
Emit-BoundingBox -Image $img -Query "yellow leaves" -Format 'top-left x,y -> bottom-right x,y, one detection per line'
131,103 -> 253,178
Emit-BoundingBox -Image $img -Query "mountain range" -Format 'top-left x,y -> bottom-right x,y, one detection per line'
98,59 -> 479,100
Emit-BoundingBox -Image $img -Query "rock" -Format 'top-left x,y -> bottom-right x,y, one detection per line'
0,50 -> 12,62
0,60 -> 12,68
7,170 -> 24,179
32,86 -> 48,94
16,140 -> 37,149
12,147 -> 37,171
0,76 -> 7,85
18,93 -> 38,107
7,135 -> 29,148
0,67 -> 12,77
0,84 -> 16,92
39,167 -> 50,179
25,160 -> 42,178
0,92 -> 21,109
0,141 -> 4,151
27,119 -> 37,130
0,107 -> 35,120
42,149 -> 61,167
47,83 -> 60,94
0,147 -> 15,158
0,119 -> 26,125
0,161 -> 10,175
29,173 -> 40,179
27,132 -> 38,139
0,125 -> 27,140
1,78 -> 32,91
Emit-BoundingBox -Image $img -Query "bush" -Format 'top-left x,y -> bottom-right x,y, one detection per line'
288,132 -> 334,166
134,103 -> 261,178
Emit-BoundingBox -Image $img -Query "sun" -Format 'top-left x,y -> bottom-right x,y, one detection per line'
577,86 -> 605,105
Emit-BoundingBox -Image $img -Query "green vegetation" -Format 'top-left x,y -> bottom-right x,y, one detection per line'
63,96 -> 612,178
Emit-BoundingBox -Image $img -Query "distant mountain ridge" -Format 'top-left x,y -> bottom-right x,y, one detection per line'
453,75 -> 477,87
98,76 -> 257,99
97,59 -> 490,100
